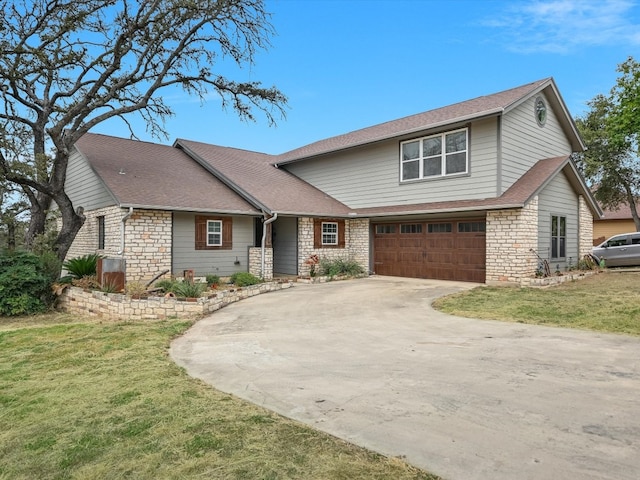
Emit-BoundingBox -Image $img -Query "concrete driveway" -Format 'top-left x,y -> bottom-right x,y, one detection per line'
170,276 -> 640,480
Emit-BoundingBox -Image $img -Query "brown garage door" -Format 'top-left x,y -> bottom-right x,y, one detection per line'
373,219 -> 486,283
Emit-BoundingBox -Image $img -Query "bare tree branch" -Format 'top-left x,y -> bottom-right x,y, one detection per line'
0,0 -> 287,261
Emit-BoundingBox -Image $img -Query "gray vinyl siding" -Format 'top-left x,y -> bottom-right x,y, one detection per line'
172,212 -> 254,277
273,216 -> 298,275
537,172 -> 579,269
501,93 -> 572,192
285,118 -> 499,209
65,149 -> 115,210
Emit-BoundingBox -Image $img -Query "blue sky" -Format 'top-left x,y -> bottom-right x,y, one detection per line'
94,0 -> 640,155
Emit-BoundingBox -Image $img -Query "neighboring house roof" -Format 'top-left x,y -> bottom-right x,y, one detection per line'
74,133 -> 261,214
354,156 -> 602,218
596,201 -> 638,221
174,139 -> 353,217
275,78 -> 584,165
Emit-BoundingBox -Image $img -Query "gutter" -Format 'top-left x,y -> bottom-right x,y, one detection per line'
118,207 -> 134,256
261,211 -> 278,279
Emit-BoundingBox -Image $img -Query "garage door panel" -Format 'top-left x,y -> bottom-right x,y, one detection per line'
374,219 -> 485,283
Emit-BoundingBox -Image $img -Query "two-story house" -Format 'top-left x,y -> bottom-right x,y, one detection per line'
64,78 -> 600,285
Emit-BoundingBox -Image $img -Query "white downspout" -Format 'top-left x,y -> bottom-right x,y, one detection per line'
118,207 -> 134,256
261,212 -> 278,279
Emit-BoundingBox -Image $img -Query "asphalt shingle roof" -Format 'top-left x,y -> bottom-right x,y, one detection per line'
175,139 -> 353,216
353,156 -> 572,217
275,78 -> 553,165
74,133 -> 260,214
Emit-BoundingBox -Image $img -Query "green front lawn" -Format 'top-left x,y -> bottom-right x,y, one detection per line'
0,314 -> 436,480
433,271 -> 640,336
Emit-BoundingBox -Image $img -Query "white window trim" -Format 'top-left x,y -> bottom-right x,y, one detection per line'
400,127 -> 468,182
206,220 -> 222,247
321,222 -> 338,245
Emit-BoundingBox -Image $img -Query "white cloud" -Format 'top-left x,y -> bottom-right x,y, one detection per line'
482,0 -> 640,54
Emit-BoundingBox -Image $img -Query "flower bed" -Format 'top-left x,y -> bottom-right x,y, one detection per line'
57,280 -> 294,320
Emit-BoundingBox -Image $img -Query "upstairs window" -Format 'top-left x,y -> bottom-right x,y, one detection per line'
400,128 -> 468,181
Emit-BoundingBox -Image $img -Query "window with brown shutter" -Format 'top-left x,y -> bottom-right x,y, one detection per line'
195,215 -> 232,250
313,218 -> 345,249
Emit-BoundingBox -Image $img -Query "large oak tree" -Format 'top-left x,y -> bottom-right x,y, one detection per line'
0,0 -> 286,262
574,57 -> 640,230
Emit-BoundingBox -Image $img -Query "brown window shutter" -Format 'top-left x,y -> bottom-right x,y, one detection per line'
195,215 -> 233,250
314,218 -> 322,249
221,217 -> 233,250
195,215 -> 207,250
314,218 -> 346,249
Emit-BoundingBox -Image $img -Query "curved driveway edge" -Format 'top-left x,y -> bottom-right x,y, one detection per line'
170,276 -> 640,480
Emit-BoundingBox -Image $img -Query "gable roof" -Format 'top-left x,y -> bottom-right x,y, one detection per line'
73,133 -> 260,214
354,156 -> 602,218
174,139 -> 353,217
275,78 -> 584,166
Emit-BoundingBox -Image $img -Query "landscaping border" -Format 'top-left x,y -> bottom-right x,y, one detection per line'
57,281 -> 294,320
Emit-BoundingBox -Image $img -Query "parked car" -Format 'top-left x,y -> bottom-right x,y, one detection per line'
591,232 -> 640,267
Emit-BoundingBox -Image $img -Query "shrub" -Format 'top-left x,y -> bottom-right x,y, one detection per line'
155,279 -> 179,293
318,257 -> 365,277
230,272 -> 262,287
173,281 -> 206,298
125,281 -> 147,297
0,251 -> 55,316
72,275 -> 100,290
62,253 -> 101,280
206,274 -> 221,286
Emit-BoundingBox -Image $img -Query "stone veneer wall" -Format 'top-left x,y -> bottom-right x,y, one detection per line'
124,209 -> 172,282
64,207 -> 172,283
64,205 -> 123,261
58,281 -> 293,320
486,197 -> 539,284
297,217 -> 370,276
248,247 -> 273,280
578,195 -> 594,258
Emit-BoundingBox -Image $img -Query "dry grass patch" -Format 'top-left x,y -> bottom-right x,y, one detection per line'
433,271 -> 640,336
0,313 -> 437,480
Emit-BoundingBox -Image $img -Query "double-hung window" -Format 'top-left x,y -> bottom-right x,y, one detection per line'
195,216 -> 232,250
207,220 -> 222,247
401,128 -> 468,181
551,215 -> 566,259
321,222 -> 338,245
313,218 -> 345,248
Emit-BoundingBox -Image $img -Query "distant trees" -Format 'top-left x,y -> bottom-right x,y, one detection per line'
574,57 -> 640,231
0,0 -> 287,264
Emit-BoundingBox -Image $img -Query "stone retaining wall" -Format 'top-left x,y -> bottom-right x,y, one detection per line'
57,281 -> 293,320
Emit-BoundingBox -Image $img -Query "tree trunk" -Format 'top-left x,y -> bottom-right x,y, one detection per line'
7,221 -> 16,251
631,203 -> 640,232
623,186 -> 640,231
53,193 -> 85,263
24,191 -> 52,250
